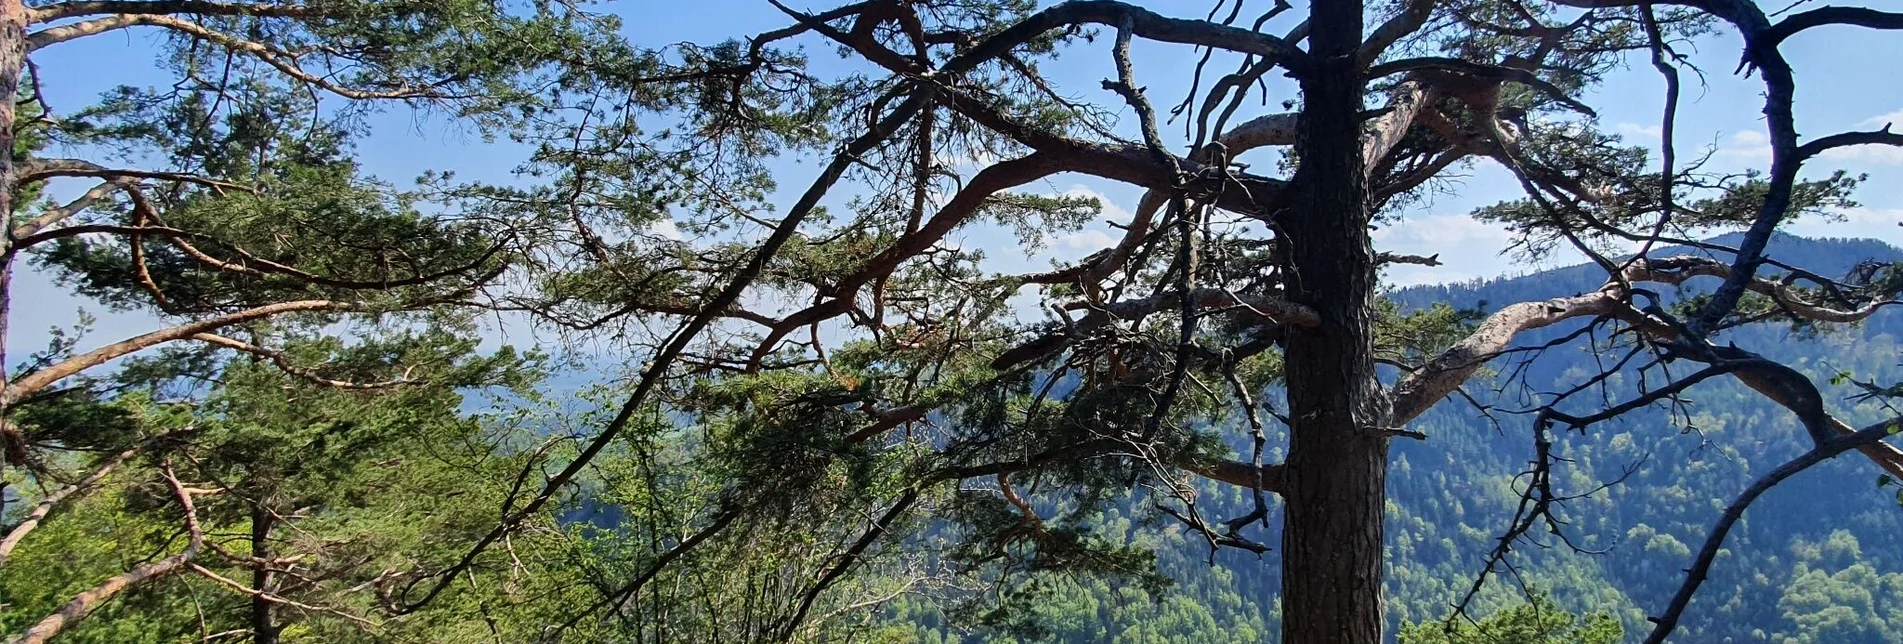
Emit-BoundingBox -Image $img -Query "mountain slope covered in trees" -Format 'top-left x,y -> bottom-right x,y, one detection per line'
878,233 -> 1903,644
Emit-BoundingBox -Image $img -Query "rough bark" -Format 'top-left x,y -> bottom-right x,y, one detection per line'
0,0 -> 24,462
250,504 -> 279,644
1278,0 -> 1389,642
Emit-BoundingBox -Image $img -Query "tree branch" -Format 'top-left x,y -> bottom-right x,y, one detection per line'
3,300 -> 357,406
1365,57 -> 1596,116
13,158 -> 247,192
8,179 -> 127,240
190,333 -> 415,390
1642,416 -> 1903,644
0,443 -> 141,565
1622,255 -> 1898,323
1391,291 -> 1621,425
8,461 -> 202,644
1762,6 -> 1903,47
1794,127 -> 1903,163
29,1 -> 323,23
393,88 -> 933,614
938,0 -> 1311,79
26,15 -> 442,100
1358,0 -> 1438,68
1186,460 -> 1287,493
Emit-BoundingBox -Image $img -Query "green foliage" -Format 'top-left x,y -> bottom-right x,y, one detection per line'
1399,595 -> 1622,644
12,0 -> 1903,641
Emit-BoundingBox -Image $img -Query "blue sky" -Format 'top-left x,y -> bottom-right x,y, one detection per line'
14,0 -> 1903,357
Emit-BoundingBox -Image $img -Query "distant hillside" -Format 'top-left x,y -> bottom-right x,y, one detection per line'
886,234 -> 1903,644
1392,233 -> 1903,311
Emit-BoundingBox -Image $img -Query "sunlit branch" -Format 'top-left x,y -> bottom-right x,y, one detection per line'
2,300 -> 358,407
26,15 -> 445,101
8,461 -> 203,644
0,442 -> 142,565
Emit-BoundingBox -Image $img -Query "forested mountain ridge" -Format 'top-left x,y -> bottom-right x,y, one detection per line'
879,234 -> 1903,644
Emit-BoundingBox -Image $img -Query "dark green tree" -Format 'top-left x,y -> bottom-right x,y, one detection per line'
0,332 -> 571,643
0,1 -> 654,641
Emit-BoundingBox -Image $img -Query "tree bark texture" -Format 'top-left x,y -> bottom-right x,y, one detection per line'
1279,1 -> 1390,642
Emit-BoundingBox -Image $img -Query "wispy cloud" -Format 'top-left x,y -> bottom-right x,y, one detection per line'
1717,130 -> 1773,164
1374,213 -> 1521,286
1617,122 -> 1664,139
1061,184 -> 1134,224
648,218 -> 683,241
1044,184 -> 1133,260
1783,207 -> 1903,245
1054,229 -> 1118,254
1860,108 -> 1903,130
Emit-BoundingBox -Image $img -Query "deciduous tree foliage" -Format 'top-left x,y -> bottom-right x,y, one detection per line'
4,0 -> 1903,642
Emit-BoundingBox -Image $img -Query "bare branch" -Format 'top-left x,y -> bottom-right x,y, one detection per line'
1794,127 -> 1903,163
188,563 -> 379,630
1621,256 -> 1899,323
1391,291 -> 1621,425
1362,80 -> 1436,173
9,179 -> 128,239
1218,111 -> 1300,151
1377,252 -> 1441,266
778,489 -> 920,641
1762,6 -> 1903,47
1186,460 -> 1287,494
1359,0 -> 1438,68
940,0 -> 1312,79
1365,57 -> 1596,116
26,15 -> 442,100
14,158 -> 248,192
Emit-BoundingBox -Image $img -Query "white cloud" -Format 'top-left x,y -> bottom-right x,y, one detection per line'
1373,213 -> 1522,287
1617,122 -> 1664,139
1030,184 -> 1134,262
1860,108 -> 1903,130
1717,130 -> 1773,164
1783,207 -> 1903,245
1055,229 -> 1117,253
1061,184 -> 1134,224
1374,213 -> 1514,248
647,218 -> 683,241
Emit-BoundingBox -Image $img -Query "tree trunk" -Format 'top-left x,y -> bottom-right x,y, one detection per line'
250,504 -> 279,644
0,0 -> 25,450
1279,1 -> 1389,643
